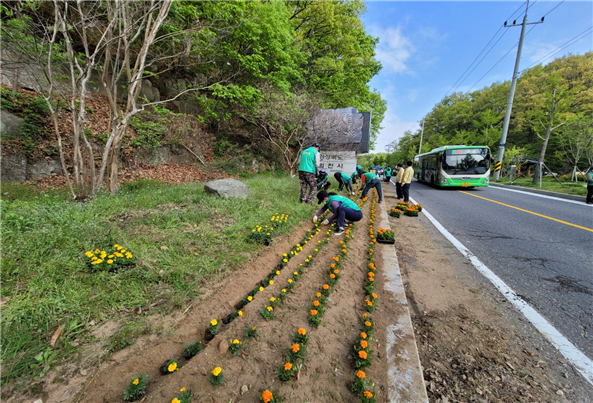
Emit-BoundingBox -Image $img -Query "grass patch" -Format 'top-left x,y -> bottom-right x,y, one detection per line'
497,176 -> 587,196
0,173 -> 313,384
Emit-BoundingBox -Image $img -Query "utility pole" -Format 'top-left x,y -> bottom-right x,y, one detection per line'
493,0 -> 544,181
418,118 -> 425,154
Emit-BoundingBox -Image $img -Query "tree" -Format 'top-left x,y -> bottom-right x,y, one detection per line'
556,114 -> 593,180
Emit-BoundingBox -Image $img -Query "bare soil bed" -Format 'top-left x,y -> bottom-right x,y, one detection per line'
383,183 -> 593,403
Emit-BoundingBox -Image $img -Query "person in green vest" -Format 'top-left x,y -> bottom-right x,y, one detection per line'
384,165 -> 392,183
313,191 -> 363,236
333,171 -> 354,195
359,171 -> 383,203
351,165 -> 365,184
298,143 -> 321,204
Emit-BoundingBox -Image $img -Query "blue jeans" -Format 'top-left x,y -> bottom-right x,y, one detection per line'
361,179 -> 383,202
335,207 -> 363,229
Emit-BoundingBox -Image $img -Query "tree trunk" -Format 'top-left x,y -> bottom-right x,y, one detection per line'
532,123 -> 553,185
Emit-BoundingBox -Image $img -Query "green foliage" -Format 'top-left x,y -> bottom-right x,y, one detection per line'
124,373 -> 148,401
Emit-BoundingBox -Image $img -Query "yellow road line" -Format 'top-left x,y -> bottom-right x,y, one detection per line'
459,191 -> 593,233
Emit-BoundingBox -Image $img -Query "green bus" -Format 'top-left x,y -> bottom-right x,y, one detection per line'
413,145 -> 491,188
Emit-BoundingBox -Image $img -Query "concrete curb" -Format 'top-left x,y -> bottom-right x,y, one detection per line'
377,194 -> 429,402
489,182 -> 586,202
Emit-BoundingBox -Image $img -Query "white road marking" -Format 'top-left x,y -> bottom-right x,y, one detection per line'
412,197 -> 593,387
490,185 -> 587,205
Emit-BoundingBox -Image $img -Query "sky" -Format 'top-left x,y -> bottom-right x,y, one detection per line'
361,0 -> 593,154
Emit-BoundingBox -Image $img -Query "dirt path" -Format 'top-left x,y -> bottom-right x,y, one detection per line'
382,183 -> 593,403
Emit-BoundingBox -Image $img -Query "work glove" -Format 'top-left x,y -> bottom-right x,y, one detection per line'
322,219 -> 330,225
313,214 -> 318,223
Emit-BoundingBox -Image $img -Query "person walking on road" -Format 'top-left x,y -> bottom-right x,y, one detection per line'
586,166 -> 593,205
334,171 -> 354,195
298,143 -> 321,204
359,171 -> 383,203
313,191 -> 363,236
401,160 -> 414,202
394,163 -> 404,199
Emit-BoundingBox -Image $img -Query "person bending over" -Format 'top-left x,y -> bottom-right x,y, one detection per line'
358,171 -> 383,203
333,171 -> 354,195
313,191 -> 363,236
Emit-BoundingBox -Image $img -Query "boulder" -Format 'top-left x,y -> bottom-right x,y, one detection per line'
204,178 -> 250,199
1,110 -> 24,138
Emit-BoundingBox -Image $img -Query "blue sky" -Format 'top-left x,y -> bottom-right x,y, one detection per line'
361,1 -> 593,153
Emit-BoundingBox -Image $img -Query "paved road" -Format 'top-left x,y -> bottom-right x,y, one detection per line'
404,180 -> 593,359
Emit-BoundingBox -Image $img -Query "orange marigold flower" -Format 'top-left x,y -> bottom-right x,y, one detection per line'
362,313 -> 368,318
310,309 -> 318,316
363,391 -> 373,398
284,362 -> 293,371
298,328 -> 306,335
316,292 -> 322,298
262,390 -> 273,403
356,370 -> 366,379
368,272 -> 375,277
342,249 -> 347,253
330,263 -> 335,269
364,321 -> 372,327
330,274 -> 335,279
334,269 -> 339,274
291,344 -> 300,353
368,277 -> 374,282
313,300 -> 320,306
358,350 -> 367,359
366,300 -> 373,306
323,284 -> 329,290
372,293 -> 378,299
360,332 -> 367,339
360,340 -> 368,349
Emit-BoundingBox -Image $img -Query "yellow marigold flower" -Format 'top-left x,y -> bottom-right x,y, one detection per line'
283,253 -> 287,257
91,256 -> 98,261
172,398 -> 180,403
211,319 -> 218,326
108,255 -> 114,258
363,391 -> 373,398
232,339 -> 240,344
269,280 -> 274,285
298,328 -> 306,335
291,344 -> 300,353
211,367 -> 222,376
168,362 -> 178,372
238,311 -> 243,316
269,297 -> 276,302
284,362 -> 293,371
180,387 -> 186,392
356,370 -> 366,379
95,259 -> 103,264
281,289 -> 286,293
94,249 -> 100,254
107,260 -> 113,264
85,251 -> 93,257
283,259 -> 288,263
247,296 -> 253,301
132,378 -> 139,385
358,351 -> 367,359
276,271 -> 280,275
262,390 -> 273,403
267,306 -> 273,312
259,287 -> 264,292
288,279 -> 293,283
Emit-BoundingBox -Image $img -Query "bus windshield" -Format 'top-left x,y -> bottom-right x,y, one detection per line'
442,148 -> 490,175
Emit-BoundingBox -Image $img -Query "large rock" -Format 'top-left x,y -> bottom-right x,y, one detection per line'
204,178 -> 250,199
1,110 -> 24,138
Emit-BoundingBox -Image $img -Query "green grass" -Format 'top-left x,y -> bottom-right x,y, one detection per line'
496,176 -> 588,196
0,174 -> 313,384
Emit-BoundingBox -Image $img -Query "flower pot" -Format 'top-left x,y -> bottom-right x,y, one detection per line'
376,238 -> 395,244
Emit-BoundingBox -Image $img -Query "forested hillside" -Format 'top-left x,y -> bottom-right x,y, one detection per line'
384,53 -> 593,179
0,1 -> 386,197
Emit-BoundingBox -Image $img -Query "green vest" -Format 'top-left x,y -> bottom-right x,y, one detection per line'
362,172 -> 378,182
298,147 -> 318,173
340,172 -> 352,182
325,195 -> 361,213
385,168 -> 392,176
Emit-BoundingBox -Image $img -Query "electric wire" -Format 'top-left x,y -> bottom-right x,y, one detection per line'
444,1 -> 527,97
542,0 -> 565,18
522,25 -> 593,71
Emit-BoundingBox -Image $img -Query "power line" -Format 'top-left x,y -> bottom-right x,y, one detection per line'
542,0 -> 565,18
466,24 -> 538,93
522,26 -> 593,71
444,1 -> 528,97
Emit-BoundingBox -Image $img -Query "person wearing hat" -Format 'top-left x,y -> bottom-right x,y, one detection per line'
358,171 -> 383,203
298,143 -> 321,204
586,165 -> 593,205
333,171 -> 355,195
313,191 -> 363,236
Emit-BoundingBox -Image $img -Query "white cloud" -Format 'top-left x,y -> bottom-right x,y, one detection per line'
372,25 -> 415,74
371,111 -> 418,154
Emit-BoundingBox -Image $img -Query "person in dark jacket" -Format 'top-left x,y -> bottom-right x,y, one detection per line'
586,166 -> 593,205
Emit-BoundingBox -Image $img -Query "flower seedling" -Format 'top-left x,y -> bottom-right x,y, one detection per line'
229,339 -> 243,356
161,359 -> 180,375
183,341 -> 204,359
124,373 -> 148,401
210,367 -> 224,388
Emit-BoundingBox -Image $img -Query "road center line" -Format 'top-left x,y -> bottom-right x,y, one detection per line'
459,191 -> 593,233
410,197 -> 593,387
